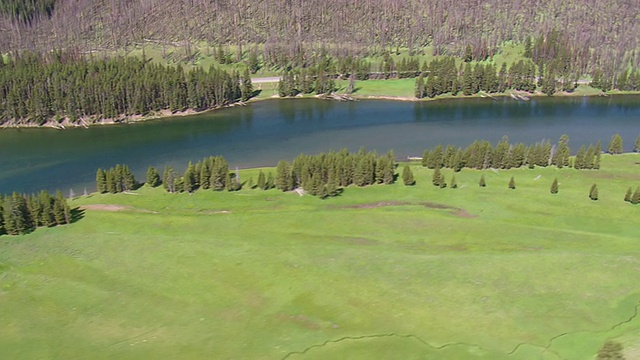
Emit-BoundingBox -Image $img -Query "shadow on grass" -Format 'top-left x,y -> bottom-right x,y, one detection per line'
70,207 -> 85,224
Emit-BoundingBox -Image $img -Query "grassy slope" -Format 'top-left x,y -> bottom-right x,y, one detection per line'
1,155 -> 640,359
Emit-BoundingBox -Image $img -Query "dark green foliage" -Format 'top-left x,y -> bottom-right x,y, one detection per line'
241,68 -> 253,102
402,165 -> 415,186
450,175 -> 457,189
1,190 -> 70,236
589,183 -> 598,201
508,176 -> 515,189
635,134 -> 640,153
624,187 -> 633,203
183,162 -> 196,193
163,166 -> 177,193
257,170 -> 267,190
146,166 -> 161,187
479,174 -> 486,187
97,164 -> 137,194
275,161 -> 294,191
96,169 -> 107,193
3,192 -> 31,235
631,186 -> 640,205
551,178 -> 559,194
53,190 -> 70,225
210,156 -> 228,191
596,340 -> 624,360
414,74 -> 425,98
608,134 -> 623,154
551,135 -> 571,168
266,172 -> 275,190
0,52 -> 242,124
432,167 -> 444,187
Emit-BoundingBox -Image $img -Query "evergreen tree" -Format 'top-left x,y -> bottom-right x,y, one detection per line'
594,141 -> 602,169
53,191 -> 70,225
635,134 -> 640,152
550,177 -> 559,194
432,167 -> 443,187
608,134 -> 623,154
508,176 -> 516,189
624,187 -> 633,203
479,174 -> 486,187
199,162 -> 211,190
414,73 -> 425,98
402,165 -> 415,186
266,172 -> 275,189
275,160 -> 293,191
122,165 -> 136,191
450,174 -> 458,189
4,192 -> 31,235
96,169 -> 107,193
241,67 -> 253,101
632,186 -> 640,205
163,166 -> 176,193
257,170 -> 266,190
183,162 -> 196,193
589,183 -> 599,201
146,166 -> 160,187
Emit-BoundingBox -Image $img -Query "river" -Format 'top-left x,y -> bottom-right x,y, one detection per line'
1,95 -> 639,194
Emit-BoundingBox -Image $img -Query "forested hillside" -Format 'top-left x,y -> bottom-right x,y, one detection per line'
0,0 -> 638,73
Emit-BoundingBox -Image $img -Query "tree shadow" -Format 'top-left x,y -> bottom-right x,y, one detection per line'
70,207 -> 85,224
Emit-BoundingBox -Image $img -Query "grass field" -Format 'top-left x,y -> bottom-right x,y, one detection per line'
2,155 -> 640,359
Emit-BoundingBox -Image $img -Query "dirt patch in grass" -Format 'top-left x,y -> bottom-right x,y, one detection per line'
81,204 -> 157,213
340,201 -> 476,218
422,202 -> 477,218
344,201 -> 410,209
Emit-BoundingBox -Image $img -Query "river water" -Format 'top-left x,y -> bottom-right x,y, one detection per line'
1,95 -> 639,194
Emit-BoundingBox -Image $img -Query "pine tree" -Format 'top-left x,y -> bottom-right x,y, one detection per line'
275,160 -> 293,191
241,67 -> 253,101
632,186 -> 640,205
414,73 -> 425,98
635,133 -> 640,152
589,183 -> 598,201
266,172 -> 275,189
402,165 -> 415,186
96,169 -> 107,193
53,191 -> 71,225
624,187 -> 633,203
479,174 -> 486,187
432,167 -> 443,187
4,193 -> 31,235
163,166 -> 176,193
199,162 -> 211,190
257,170 -> 266,190
594,141 -> 602,170
450,174 -> 457,189
123,165 -> 136,191
146,166 -> 160,187
608,134 -> 623,154
508,176 -> 516,189
550,177 -> 559,194
183,162 -> 196,193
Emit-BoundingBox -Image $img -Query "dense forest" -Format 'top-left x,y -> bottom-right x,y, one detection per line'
1,0 -> 638,73
0,52 -> 251,124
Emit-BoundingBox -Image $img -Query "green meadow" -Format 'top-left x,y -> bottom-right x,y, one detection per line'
2,154 -> 640,359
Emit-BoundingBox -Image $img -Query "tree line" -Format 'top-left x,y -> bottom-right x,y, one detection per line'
98,149 -> 396,199
0,51 -> 252,125
0,190 -> 71,236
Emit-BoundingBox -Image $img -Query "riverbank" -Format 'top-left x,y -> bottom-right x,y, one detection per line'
2,83 -> 639,129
